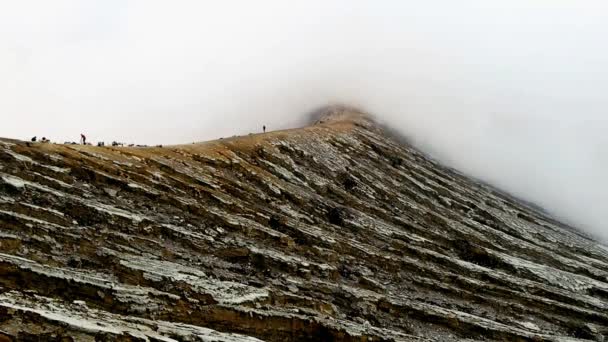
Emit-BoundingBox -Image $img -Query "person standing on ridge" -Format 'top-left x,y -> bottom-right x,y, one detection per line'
80,134 -> 86,145
263,125 -> 266,133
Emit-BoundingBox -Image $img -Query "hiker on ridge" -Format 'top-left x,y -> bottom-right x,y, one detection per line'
80,134 -> 86,145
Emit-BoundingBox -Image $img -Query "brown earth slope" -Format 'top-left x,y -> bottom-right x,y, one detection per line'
0,109 -> 607,341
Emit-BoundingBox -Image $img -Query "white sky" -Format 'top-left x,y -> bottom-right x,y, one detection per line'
2,1 -> 608,239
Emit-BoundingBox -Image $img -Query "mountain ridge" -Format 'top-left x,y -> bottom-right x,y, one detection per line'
1,109 -> 607,341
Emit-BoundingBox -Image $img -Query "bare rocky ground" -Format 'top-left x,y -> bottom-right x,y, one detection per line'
0,109 -> 607,341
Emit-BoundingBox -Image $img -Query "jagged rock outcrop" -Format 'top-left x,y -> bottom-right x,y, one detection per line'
1,109 -> 607,341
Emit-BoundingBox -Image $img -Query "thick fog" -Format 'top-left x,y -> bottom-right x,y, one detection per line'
2,1 -> 608,240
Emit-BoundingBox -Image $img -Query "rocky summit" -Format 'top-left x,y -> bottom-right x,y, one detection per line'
0,109 -> 607,342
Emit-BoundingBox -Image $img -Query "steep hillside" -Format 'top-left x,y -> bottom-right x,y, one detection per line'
1,109 -> 607,341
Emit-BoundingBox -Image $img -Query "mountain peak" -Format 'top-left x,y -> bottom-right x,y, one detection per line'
308,105 -> 372,125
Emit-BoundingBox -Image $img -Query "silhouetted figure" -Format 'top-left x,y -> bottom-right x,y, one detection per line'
80,134 -> 86,145
263,125 -> 266,133
31,136 -> 37,142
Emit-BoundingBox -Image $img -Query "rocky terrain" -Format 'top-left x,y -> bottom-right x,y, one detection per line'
1,109 -> 607,341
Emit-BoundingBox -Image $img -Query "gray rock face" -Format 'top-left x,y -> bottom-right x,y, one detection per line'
0,111 -> 607,341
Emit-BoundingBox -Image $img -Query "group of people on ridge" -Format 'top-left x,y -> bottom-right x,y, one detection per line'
29,125 -> 269,147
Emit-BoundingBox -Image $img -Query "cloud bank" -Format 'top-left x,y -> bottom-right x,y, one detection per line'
2,1 -> 608,240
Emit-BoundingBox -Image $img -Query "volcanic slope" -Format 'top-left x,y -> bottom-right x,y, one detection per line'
1,109 -> 608,341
